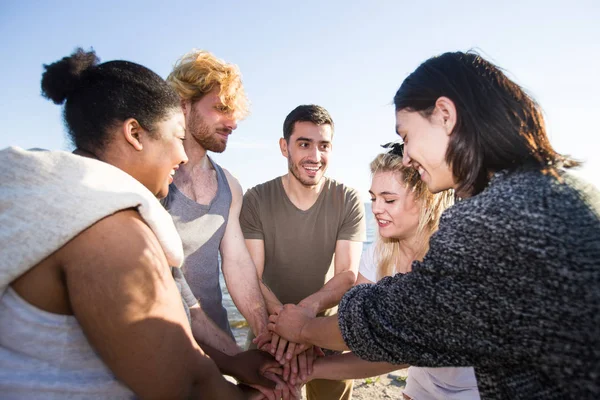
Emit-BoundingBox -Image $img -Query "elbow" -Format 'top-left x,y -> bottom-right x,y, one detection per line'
343,270 -> 357,288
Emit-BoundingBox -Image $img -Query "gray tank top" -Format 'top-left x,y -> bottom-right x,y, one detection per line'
161,157 -> 233,337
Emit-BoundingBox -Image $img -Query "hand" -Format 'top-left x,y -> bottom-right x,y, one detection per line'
301,347 -> 327,383
238,384 -> 268,400
230,349 -> 281,388
253,329 -> 273,350
297,346 -> 325,383
268,304 -> 315,344
263,370 -> 297,400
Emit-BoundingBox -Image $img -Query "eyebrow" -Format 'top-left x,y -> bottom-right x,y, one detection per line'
368,190 -> 399,196
296,137 -> 332,145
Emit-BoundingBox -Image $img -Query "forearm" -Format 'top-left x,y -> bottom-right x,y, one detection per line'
312,353 -> 403,380
301,315 -> 349,351
259,280 -> 283,315
223,260 -> 269,336
197,342 -> 238,376
190,354 -> 247,400
299,270 -> 356,315
190,307 -> 241,356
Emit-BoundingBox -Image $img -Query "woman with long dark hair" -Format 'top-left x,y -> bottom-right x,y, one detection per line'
269,52 -> 600,399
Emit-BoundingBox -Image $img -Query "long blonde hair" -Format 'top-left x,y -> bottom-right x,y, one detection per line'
370,152 -> 454,280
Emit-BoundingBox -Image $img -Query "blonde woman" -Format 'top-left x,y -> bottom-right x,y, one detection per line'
305,146 -> 479,399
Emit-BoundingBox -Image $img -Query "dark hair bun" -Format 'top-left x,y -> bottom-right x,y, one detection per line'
41,48 -> 100,104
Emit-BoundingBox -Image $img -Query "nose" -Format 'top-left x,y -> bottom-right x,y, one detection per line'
402,148 -> 412,167
224,114 -> 238,131
306,145 -> 321,163
371,199 -> 383,215
180,149 -> 189,165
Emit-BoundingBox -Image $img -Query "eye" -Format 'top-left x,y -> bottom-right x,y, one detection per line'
299,142 -> 309,148
320,144 -> 331,151
369,197 -> 376,202
385,199 -> 396,204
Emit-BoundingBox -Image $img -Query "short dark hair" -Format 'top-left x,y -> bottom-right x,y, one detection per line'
41,48 -> 180,153
282,104 -> 334,141
394,51 -> 578,196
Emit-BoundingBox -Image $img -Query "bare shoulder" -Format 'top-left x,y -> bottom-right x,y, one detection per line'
59,208 -> 168,277
222,167 -> 243,200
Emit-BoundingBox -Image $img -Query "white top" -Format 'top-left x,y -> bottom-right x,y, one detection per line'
358,243 -> 480,400
0,147 -> 184,399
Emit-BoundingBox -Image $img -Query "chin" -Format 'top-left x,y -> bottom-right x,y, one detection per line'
378,230 -> 392,238
426,182 -> 443,194
156,186 -> 169,199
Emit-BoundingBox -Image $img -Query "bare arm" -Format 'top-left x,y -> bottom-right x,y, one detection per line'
189,304 -> 242,356
269,307 -> 349,352
221,170 -> 269,337
298,240 -> 363,315
61,210 -> 245,400
355,272 -> 375,286
311,352 -> 405,380
245,238 -> 284,315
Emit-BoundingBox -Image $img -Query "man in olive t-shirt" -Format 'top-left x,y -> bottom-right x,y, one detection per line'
240,105 -> 366,400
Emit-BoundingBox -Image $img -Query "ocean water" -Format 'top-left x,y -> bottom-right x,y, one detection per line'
222,203 -> 376,347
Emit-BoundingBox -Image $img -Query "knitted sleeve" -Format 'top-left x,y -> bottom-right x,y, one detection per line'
338,194 -> 547,368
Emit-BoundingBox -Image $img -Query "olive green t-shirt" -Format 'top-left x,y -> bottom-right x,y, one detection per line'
240,177 -> 366,309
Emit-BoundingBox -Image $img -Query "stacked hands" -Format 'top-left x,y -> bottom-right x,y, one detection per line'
240,304 -> 318,400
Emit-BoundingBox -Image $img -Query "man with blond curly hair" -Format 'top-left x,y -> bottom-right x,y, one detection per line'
162,50 -> 269,359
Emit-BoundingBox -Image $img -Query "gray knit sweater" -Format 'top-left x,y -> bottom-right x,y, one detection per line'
338,168 -> 600,399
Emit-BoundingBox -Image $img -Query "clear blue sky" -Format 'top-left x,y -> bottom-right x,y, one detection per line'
1,0 -> 598,196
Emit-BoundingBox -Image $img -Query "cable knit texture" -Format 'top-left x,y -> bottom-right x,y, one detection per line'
338,167 -> 600,399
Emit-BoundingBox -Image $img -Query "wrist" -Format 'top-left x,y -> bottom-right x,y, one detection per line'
221,353 -> 241,378
299,318 -> 312,344
297,300 -> 319,317
267,301 -> 283,316
310,357 -> 324,381
250,318 -> 267,337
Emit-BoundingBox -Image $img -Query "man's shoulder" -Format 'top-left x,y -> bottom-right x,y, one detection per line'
321,177 -> 362,204
245,177 -> 281,199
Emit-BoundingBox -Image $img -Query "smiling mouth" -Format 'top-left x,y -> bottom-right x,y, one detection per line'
168,167 -> 178,183
302,164 -> 321,176
377,219 -> 391,227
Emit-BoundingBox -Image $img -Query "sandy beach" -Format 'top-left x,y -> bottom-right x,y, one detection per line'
299,368 -> 409,400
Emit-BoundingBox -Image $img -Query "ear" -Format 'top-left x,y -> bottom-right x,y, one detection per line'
122,118 -> 144,151
434,96 -> 457,136
180,99 -> 191,117
279,137 -> 289,158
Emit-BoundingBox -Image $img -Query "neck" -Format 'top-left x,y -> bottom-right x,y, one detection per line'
73,148 -> 101,161
182,138 -> 209,167
176,140 -> 213,182
395,230 -> 428,273
281,173 -> 326,210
